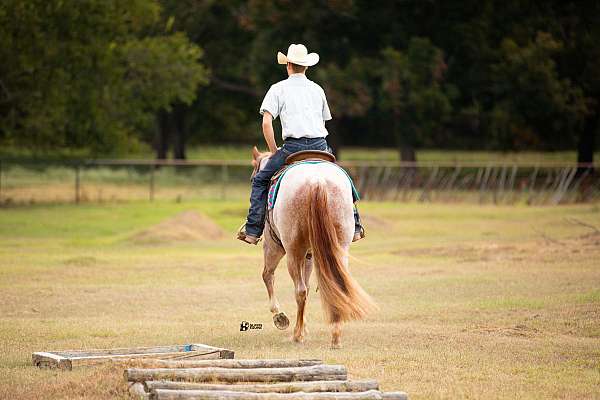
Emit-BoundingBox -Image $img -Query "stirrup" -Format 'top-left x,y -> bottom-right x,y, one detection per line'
236,223 -> 262,245
352,226 -> 365,242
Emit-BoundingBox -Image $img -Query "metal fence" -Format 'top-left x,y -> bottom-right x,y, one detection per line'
0,159 -> 598,205
345,161 -> 598,204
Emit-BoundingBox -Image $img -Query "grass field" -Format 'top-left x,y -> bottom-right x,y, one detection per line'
1,200 -> 599,399
2,144 -> 598,162
171,147 -> 600,163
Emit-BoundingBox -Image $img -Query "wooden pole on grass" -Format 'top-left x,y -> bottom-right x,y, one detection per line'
152,389 -> 408,400
131,359 -> 323,369
144,380 -> 379,393
125,365 -> 347,383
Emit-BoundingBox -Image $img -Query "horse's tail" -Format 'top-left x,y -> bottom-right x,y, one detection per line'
307,179 -> 377,323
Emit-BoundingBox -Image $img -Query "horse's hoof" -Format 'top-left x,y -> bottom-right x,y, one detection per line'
331,342 -> 341,350
273,312 -> 290,330
292,335 -> 304,343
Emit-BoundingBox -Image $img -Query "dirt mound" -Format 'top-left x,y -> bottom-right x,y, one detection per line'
130,211 -> 224,244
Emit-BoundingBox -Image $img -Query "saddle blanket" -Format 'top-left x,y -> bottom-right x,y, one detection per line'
267,160 -> 360,210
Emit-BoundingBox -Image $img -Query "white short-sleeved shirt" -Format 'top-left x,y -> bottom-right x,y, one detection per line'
259,74 -> 332,140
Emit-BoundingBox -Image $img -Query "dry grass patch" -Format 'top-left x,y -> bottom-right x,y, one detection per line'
0,201 -> 599,399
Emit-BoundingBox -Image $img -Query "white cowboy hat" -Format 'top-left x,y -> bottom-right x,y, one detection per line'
277,44 -> 319,67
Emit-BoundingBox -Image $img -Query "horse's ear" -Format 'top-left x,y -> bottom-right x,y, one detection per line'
252,146 -> 260,160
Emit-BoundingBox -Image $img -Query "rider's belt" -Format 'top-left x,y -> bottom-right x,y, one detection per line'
283,137 -> 326,143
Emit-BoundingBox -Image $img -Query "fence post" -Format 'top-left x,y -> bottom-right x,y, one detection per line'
221,164 -> 229,200
496,165 -> 507,204
418,166 -> 436,202
149,164 -> 155,202
479,165 -> 492,204
507,164 -> 518,204
74,164 -> 80,204
526,165 -> 539,205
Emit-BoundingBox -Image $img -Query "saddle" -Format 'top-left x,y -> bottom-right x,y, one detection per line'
285,150 -> 336,165
270,150 -> 336,183
267,150 -> 359,211
264,150 -> 358,248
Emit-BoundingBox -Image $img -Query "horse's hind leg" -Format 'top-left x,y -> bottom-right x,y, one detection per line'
288,248 -> 308,343
262,235 -> 288,330
304,252 -> 314,290
302,253 -> 313,336
331,319 -> 342,349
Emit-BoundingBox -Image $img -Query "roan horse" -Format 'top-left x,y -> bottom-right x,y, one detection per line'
251,146 -> 376,348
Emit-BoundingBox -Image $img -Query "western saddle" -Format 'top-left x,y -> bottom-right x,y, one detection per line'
285,150 -> 336,165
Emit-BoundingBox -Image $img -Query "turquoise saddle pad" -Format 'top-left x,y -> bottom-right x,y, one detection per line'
267,160 -> 360,210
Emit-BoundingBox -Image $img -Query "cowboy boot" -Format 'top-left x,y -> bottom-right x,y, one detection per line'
236,223 -> 261,245
352,206 -> 365,242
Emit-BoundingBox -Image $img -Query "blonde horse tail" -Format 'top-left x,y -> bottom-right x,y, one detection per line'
307,179 -> 377,323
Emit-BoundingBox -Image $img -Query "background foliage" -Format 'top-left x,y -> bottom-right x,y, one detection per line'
0,0 -> 598,161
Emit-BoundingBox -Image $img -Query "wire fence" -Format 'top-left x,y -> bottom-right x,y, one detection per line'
0,159 -> 598,206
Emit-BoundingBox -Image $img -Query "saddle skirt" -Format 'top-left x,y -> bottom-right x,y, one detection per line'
267,160 -> 360,210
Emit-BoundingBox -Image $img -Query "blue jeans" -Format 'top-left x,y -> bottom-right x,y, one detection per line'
245,137 -> 330,237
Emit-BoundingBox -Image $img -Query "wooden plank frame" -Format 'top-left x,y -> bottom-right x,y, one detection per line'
32,344 -> 234,370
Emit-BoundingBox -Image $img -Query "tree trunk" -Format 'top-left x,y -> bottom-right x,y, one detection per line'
172,105 -> 187,160
576,110 -> 598,201
577,111 -> 598,173
399,146 -> 416,162
155,111 -> 170,160
393,116 -> 417,162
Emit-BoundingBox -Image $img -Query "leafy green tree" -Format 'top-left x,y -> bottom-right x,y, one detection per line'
158,0 -> 260,146
380,38 -> 454,161
2,0 -> 598,164
489,32 -> 587,150
0,0 -> 207,156
550,1 -> 600,167
315,58 -> 375,155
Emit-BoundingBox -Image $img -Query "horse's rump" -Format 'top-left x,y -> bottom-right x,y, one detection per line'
273,163 -> 376,323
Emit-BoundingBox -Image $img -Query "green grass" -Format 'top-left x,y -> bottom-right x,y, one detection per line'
0,201 -> 599,399
338,148 -> 595,163
182,146 -> 597,163
2,144 -> 597,162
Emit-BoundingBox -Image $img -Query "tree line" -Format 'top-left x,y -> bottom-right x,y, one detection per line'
1,0 -> 598,163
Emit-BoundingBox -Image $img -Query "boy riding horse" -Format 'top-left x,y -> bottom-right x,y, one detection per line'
237,43 -> 364,245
